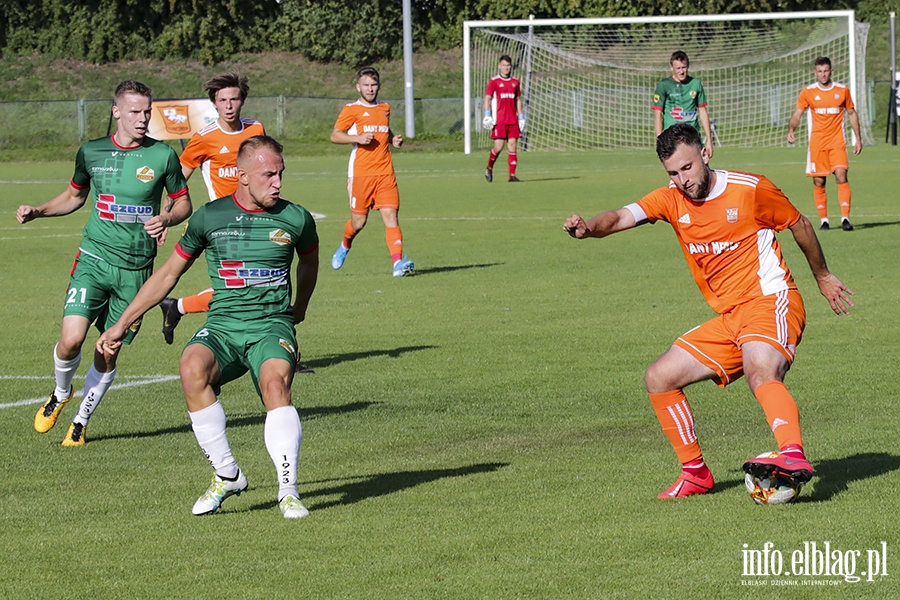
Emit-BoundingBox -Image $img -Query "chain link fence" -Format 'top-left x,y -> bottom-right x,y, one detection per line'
0,96 -> 465,150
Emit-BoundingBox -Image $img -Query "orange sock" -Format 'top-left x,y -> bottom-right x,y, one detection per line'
813,185 -> 828,220
754,380 -> 803,449
182,289 -> 213,314
342,220 -> 359,249
650,390 -> 703,465
837,182 -> 851,219
385,226 -> 403,263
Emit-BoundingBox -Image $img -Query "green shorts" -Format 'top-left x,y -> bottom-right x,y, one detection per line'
64,251 -> 152,344
185,317 -> 298,394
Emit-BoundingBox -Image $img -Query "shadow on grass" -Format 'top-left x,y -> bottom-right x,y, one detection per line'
250,462 -> 510,512
800,452 -> 900,503
306,344 -> 437,369
411,262 -> 502,276
91,400 -> 377,442
847,220 -> 900,230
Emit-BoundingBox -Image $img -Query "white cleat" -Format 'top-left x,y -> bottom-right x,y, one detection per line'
191,470 -> 248,515
279,495 -> 309,519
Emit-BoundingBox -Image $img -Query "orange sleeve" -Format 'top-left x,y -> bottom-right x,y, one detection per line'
753,175 -> 801,231
179,132 -> 206,170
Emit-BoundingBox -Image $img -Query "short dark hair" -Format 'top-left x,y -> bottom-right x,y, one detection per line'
656,124 -> 703,161
114,80 -> 152,103
237,135 -> 284,165
669,51 -> 689,66
205,72 -> 249,102
499,55 -> 512,64
814,56 -> 832,68
356,66 -> 380,83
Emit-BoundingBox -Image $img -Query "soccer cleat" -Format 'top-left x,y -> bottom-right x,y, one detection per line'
484,168 -> 493,183
295,362 -> 315,374
657,470 -> 715,499
191,470 -> 249,516
34,387 -> 74,433
819,220 -> 830,231
332,244 -> 349,270
508,176 -> 521,183
61,422 -> 87,447
159,298 -> 182,345
279,495 -> 310,519
392,256 -> 415,278
742,451 -> 813,485
841,219 -> 854,231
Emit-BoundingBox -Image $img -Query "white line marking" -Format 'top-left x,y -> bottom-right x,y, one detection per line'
1,375 -> 180,409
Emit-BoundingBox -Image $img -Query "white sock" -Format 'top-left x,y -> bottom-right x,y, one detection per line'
189,401 -> 238,480
53,343 -> 81,399
176,298 -> 185,314
264,405 -> 302,500
73,365 -> 116,426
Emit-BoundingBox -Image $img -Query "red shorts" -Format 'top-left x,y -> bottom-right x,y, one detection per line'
673,289 -> 806,388
491,123 -> 521,140
347,174 -> 399,214
806,143 -> 849,176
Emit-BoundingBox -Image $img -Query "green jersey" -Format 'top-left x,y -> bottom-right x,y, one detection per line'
176,195 -> 318,324
73,136 -> 187,270
651,75 -> 708,132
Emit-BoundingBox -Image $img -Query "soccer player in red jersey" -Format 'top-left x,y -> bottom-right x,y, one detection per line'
483,55 -> 524,183
564,124 -> 853,499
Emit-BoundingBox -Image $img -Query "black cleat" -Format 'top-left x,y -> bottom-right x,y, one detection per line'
295,362 -> 315,374
484,168 -> 492,183
160,298 -> 182,345
508,176 -> 521,183
819,220 -> 830,231
841,219 -> 853,231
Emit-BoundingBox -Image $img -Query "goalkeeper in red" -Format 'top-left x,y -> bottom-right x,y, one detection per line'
483,55 -> 524,183
564,124 -> 854,499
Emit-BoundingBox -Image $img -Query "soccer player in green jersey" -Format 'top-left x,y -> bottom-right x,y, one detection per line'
97,136 -> 319,519
652,51 -> 714,158
17,80 -> 192,446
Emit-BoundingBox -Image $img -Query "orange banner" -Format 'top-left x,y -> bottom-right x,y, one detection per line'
149,99 -> 219,140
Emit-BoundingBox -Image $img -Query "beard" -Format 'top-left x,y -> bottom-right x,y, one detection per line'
682,167 -> 711,200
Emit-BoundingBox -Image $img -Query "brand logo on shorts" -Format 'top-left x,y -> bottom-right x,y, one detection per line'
128,316 -> 143,333
136,166 -> 155,182
279,339 -> 295,355
726,208 -> 739,223
269,229 -> 292,246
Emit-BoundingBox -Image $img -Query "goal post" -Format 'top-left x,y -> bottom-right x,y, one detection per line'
463,11 -> 873,154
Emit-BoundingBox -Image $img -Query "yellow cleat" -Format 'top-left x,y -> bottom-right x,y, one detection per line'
61,422 -> 87,447
34,387 -> 74,433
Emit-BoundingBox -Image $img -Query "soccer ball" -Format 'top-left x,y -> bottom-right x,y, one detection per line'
744,453 -> 803,505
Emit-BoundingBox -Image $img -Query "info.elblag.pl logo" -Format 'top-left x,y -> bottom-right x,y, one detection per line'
741,541 -> 888,586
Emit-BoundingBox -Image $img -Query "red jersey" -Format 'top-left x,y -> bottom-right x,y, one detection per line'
180,118 -> 266,201
334,100 -> 395,178
485,75 -> 521,125
629,171 -> 802,315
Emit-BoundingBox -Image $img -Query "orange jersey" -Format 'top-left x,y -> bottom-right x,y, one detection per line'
334,100 -> 395,177
796,82 -> 854,150
180,118 -> 266,201
630,171 -> 802,314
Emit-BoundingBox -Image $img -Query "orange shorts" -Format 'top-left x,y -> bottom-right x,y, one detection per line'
347,174 -> 399,214
806,143 -> 849,176
673,289 -> 806,388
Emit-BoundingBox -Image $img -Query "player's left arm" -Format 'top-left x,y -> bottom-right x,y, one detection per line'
788,214 -> 854,315
698,105 -> 713,158
846,107 -> 863,155
564,207 -> 637,239
293,244 -> 319,324
389,129 -> 403,148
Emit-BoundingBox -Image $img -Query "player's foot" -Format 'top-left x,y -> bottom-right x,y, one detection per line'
34,387 -> 74,433
332,245 -> 349,270
279,495 -> 310,519
508,176 -> 521,183
819,220 -> 830,231
742,451 -> 813,485
192,470 -> 249,515
657,470 -> 714,499
159,298 -> 182,345
841,218 -> 854,231
61,422 -> 87,447
295,362 -> 315,374
392,256 -> 415,277
484,168 -> 493,183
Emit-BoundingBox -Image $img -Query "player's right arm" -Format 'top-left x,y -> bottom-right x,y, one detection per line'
786,108 -> 805,143
331,127 -> 373,146
564,207 -> 637,239
16,183 -> 88,223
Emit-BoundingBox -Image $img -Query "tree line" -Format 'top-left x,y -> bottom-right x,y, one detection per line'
0,0 -> 887,66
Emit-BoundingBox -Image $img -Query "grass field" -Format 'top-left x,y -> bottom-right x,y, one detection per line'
1,144 -> 897,598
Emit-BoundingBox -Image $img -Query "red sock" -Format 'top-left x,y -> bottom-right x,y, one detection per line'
487,149 -> 499,169
508,152 -> 517,177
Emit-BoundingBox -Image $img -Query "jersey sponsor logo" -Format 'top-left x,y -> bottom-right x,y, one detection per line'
136,166 -> 155,182
216,260 -> 288,288
218,166 -> 238,178
362,125 -> 390,133
269,229 -> 292,246
687,241 -> 740,255
814,108 -> 842,115
219,146 -> 230,154
362,111 -> 370,117
96,194 -> 153,223
670,107 -> 697,122
726,208 -> 739,223
499,93 -> 516,99
158,105 -> 191,136
209,230 -> 245,238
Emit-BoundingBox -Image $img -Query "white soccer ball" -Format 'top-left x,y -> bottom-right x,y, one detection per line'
744,452 -> 803,505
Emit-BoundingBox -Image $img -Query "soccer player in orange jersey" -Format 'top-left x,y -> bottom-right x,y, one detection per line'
564,124 -> 854,499
483,55 -> 524,182
787,56 -> 862,231
330,67 -> 414,277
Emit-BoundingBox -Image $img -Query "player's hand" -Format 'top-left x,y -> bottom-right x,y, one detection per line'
358,132 -> 375,145
853,139 -> 862,155
96,325 -> 126,357
144,215 -> 168,241
563,214 -> 590,239
482,115 -> 494,130
816,273 -> 854,315
157,228 -> 169,247
16,205 -> 39,224
786,131 -> 796,144
392,134 -> 403,148
705,140 -> 714,159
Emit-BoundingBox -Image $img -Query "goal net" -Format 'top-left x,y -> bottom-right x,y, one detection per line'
463,11 -> 873,153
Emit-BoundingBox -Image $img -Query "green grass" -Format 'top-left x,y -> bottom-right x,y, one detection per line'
1,145 -> 898,598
